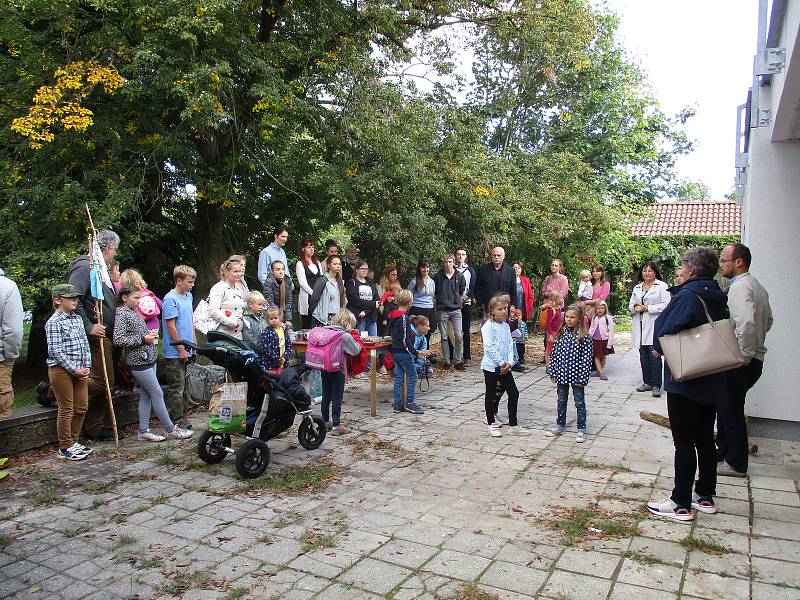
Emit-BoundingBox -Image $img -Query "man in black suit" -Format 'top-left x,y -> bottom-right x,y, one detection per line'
474,246 -> 516,317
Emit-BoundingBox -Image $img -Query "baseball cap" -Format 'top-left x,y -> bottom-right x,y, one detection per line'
51,283 -> 80,298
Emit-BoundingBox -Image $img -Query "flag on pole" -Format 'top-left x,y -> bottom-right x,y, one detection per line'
89,238 -> 112,300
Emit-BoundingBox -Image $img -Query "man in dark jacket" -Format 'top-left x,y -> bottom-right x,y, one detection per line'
432,255 -> 466,370
648,246 -> 729,522
474,247 -> 515,316
454,248 -> 477,363
68,229 -> 120,440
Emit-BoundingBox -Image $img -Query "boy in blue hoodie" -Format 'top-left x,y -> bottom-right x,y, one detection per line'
388,289 -> 430,414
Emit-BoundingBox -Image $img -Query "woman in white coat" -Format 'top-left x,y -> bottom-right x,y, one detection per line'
208,257 -> 248,339
628,261 -> 670,397
295,238 -> 322,330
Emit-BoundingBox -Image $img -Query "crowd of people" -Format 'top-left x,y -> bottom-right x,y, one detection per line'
0,229 -> 775,525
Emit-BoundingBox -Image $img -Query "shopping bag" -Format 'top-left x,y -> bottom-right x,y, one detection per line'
193,298 -> 217,335
208,381 -> 248,433
308,368 -> 323,404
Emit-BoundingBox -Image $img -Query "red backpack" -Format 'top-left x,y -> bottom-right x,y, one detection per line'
305,326 -> 345,372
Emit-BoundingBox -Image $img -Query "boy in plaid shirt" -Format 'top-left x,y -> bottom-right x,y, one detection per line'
46,284 -> 93,460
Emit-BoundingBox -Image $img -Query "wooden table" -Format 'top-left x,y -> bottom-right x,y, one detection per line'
291,339 -> 393,416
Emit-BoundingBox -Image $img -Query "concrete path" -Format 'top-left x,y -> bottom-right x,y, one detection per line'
1,345 -> 799,599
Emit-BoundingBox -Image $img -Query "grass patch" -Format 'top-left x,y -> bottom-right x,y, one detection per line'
136,556 -> 163,570
563,457 -> 632,473
150,493 -> 170,506
0,533 -> 12,549
154,451 -> 180,466
274,510 -> 303,529
300,529 -> 337,552
62,525 -> 89,538
83,480 -> 116,494
452,583 -> 500,600
541,505 -> 640,546
224,588 -> 248,600
157,569 -> 212,595
258,533 -> 273,544
114,534 -> 137,548
622,550 -> 668,565
349,433 -> 414,460
680,535 -> 731,555
241,459 -> 341,495
35,487 -> 61,506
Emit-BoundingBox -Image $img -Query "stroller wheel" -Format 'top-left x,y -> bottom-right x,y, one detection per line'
197,431 -> 230,464
236,439 -> 270,479
298,416 -> 327,450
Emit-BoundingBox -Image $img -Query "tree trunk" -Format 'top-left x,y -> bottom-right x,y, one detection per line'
195,201 -> 228,303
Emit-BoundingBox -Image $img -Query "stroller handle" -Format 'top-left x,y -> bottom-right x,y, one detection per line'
171,339 -> 203,351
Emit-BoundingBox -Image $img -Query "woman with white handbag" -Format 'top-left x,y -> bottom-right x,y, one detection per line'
628,261 -> 671,397
647,246 -> 730,522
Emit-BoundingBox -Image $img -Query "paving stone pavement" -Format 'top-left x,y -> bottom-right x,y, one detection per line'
1,342 -> 799,600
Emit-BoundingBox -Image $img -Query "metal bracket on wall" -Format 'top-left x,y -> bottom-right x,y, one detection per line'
765,47 -> 786,74
757,108 -> 772,127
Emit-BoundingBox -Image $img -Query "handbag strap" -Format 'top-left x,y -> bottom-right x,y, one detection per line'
693,293 -> 715,326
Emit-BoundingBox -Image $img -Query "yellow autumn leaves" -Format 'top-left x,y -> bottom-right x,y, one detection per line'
11,61 -> 124,149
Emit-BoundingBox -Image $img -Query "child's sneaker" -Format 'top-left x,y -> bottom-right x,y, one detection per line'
646,497 -> 694,521
166,427 -> 193,440
405,403 -> 425,414
331,425 -> 351,435
506,426 -> 530,436
393,404 -> 405,413
138,430 -> 166,442
69,442 -> 92,455
691,492 -> 717,514
576,431 -> 587,443
487,423 -> 502,437
324,421 -> 333,431
58,447 -> 88,461
545,424 -> 564,437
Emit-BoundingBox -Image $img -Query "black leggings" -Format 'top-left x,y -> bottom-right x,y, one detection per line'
667,393 -> 717,508
483,369 -> 518,426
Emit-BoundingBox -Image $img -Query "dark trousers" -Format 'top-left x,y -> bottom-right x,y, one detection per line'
667,393 -> 717,509
321,371 -> 345,427
448,304 -> 474,360
716,359 -> 763,473
84,335 -> 114,435
300,314 -> 315,330
483,369 -> 518,426
516,342 -> 525,364
639,345 -> 663,387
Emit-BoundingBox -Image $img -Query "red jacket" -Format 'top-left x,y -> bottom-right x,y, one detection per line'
346,329 -> 368,376
520,276 -> 535,321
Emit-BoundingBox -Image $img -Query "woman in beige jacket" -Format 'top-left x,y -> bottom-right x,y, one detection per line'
208,257 -> 248,339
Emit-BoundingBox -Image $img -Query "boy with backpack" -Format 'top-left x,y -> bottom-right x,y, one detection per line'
387,289 -> 430,415
305,309 -> 362,434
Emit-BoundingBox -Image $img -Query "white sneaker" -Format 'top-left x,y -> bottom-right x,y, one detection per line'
67,442 -> 91,456
487,424 -> 503,437
576,431 -> 587,443
138,430 -> 166,442
544,424 -> 564,437
482,414 -> 504,426
166,427 -> 193,440
494,414 -> 506,425
75,443 -> 93,455
506,426 -> 530,436
647,497 -> 694,521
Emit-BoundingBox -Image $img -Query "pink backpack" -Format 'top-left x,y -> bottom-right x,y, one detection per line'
137,292 -> 160,318
305,326 -> 345,372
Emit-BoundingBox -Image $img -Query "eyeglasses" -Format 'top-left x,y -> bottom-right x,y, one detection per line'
719,258 -> 735,263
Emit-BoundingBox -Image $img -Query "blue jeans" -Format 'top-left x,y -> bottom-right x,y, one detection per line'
639,345 -> 663,387
556,383 -> 586,431
321,371 -> 345,426
391,352 -> 417,408
131,365 -> 175,433
356,317 -> 378,368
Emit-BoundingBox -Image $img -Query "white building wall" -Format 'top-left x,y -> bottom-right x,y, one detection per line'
741,0 -> 800,421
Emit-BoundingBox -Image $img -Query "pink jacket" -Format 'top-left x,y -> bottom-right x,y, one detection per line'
589,315 -> 615,348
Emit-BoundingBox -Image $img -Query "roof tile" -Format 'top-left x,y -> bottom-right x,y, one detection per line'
631,201 -> 741,237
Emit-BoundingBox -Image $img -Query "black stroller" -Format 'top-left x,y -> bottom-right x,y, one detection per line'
174,331 -> 327,478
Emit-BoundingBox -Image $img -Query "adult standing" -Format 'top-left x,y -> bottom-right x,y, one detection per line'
433,255 -> 466,370
309,255 -> 347,326
628,261 -> 670,398
346,260 -> 380,336
511,261 -> 535,321
296,238 -> 322,330
0,267 -> 24,419
716,243 -> 773,477
454,248 -> 476,364
407,260 -> 436,344
474,247 -> 515,317
342,245 -> 359,282
648,247 -> 729,521
209,257 -> 248,339
68,229 -> 119,441
541,259 -> 569,309
258,226 -> 292,288
582,264 -> 611,318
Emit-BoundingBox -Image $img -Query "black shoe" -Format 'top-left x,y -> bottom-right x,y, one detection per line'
454,363 -> 466,372
511,364 -> 525,373
393,404 -> 405,413
442,362 -> 451,370
175,421 -> 193,430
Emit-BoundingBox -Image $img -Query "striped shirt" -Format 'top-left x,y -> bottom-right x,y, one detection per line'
46,310 -> 91,373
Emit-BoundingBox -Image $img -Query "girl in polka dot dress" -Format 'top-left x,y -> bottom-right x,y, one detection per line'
545,304 -> 594,443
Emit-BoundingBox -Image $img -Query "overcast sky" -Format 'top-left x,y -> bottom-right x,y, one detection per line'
603,0 -> 759,199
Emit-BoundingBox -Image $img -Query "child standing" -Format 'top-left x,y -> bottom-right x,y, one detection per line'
541,290 -> 563,366
162,265 -> 197,426
46,284 -> 92,460
577,269 -> 593,302
114,286 -> 193,442
546,304 -> 593,443
242,291 -> 268,351
588,301 -> 615,380
258,307 -> 292,374
119,269 -> 163,332
411,315 -> 433,377
319,309 -> 363,434
262,260 -> 294,329
388,289 -> 429,415
508,307 -> 528,372
481,296 -> 529,438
